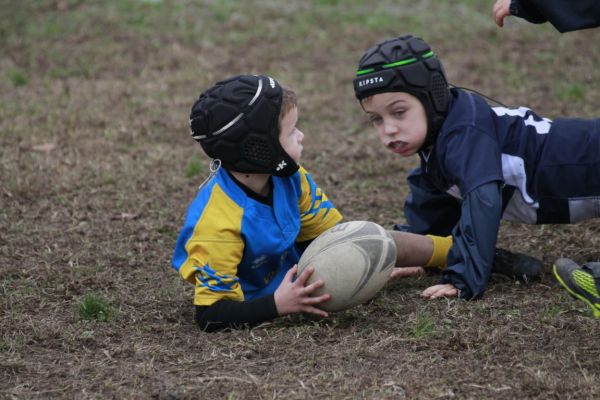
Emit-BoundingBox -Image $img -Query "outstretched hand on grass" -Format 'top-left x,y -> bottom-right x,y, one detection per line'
274,265 -> 330,318
421,283 -> 459,299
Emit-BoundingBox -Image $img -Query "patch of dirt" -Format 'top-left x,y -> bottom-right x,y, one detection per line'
2,1 -> 600,399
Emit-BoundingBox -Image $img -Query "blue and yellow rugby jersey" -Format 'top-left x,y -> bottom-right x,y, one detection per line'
172,166 -> 342,306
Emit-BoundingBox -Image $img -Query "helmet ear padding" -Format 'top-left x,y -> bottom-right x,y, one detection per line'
189,75 -> 299,177
242,135 -> 273,166
430,73 -> 449,113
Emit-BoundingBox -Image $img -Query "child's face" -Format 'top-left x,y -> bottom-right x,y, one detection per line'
279,106 -> 304,164
362,92 -> 427,157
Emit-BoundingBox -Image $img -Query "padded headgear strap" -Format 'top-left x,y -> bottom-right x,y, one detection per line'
189,75 -> 299,177
353,35 -> 451,148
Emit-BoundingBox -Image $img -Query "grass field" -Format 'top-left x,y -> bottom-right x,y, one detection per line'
2,1 -> 600,398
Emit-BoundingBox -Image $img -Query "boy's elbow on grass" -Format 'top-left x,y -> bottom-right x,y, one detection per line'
195,308 -> 233,333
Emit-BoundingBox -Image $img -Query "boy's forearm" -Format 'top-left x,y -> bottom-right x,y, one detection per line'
195,295 -> 278,332
441,183 -> 503,299
388,230 -> 435,267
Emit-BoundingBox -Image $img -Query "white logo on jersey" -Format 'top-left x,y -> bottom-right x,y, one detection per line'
276,160 -> 287,171
268,77 -> 276,88
357,76 -> 384,87
251,255 -> 269,270
446,185 -> 462,200
492,106 -> 552,134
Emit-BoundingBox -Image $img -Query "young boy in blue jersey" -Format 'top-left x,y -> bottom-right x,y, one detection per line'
352,35 -> 600,317
172,74 -> 342,332
492,0 -> 600,32
173,74 -> 465,331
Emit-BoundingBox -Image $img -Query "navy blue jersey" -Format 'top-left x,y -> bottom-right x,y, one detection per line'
422,89 -> 600,225
408,89 -> 600,298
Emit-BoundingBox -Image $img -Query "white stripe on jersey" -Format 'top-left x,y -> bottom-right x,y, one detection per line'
501,154 -> 539,223
501,154 -> 537,205
492,106 -> 553,134
502,154 -> 540,224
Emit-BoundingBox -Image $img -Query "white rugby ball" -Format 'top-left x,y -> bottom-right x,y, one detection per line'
297,220 -> 397,312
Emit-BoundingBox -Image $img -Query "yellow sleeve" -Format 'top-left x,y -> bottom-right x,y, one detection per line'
425,235 -> 452,269
179,185 -> 246,306
296,166 -> 343,242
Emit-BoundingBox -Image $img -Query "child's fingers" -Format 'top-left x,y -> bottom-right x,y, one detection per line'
495,13 -> 505,27
295,265 -> 315,286
302,292 -> 330,305
436,286 -> 458,298
390,266 -> 424,280
284,264 -> 299,282
301,305 -> 329,318
302,278 -> 324,294
421,286 -> 435,299
421,284 -> 444,298
492,5 -> 501,26
422,284 -> 458,299
492,0 -> 507,27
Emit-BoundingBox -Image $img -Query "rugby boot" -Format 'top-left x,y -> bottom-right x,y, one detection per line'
492,248 -> 544,283
553,258 -> 600,318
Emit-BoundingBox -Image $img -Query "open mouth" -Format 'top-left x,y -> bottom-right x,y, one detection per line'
387,141 -> 410,154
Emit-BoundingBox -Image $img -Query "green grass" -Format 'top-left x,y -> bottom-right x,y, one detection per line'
410,310 -> 436,338
555,81 -> 586,103
3,1 -> 600,398
78,293 -> 112,322
185,158 -> 203,178
0,340 -> 10,353
10,71 -> 28,87
543,303 -> 564,319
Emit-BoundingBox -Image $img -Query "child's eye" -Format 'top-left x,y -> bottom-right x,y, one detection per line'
394,110 -> 405,117
369,116 -> 383,125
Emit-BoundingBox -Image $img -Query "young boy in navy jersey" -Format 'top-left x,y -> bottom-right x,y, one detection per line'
353,35 -> 600,316
491,1 -> 600,316
173,74 -> 464,332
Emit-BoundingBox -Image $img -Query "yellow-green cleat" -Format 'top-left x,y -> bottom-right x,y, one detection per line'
553,258 -> 600,318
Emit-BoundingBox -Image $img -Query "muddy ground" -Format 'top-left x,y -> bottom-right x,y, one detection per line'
2,1 -> 600,399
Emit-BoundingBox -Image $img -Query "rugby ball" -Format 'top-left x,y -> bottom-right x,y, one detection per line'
297,220 -> 397,312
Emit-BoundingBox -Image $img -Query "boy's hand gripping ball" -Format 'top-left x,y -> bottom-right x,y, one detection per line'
297,221 -> 397,312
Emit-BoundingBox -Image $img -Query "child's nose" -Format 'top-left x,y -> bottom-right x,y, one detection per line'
382,120 -> 397,136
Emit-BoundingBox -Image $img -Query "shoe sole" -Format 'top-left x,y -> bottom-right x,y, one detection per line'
552,264 -> 600,318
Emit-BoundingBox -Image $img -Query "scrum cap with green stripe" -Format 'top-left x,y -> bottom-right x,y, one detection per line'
353,35 -> 450,145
